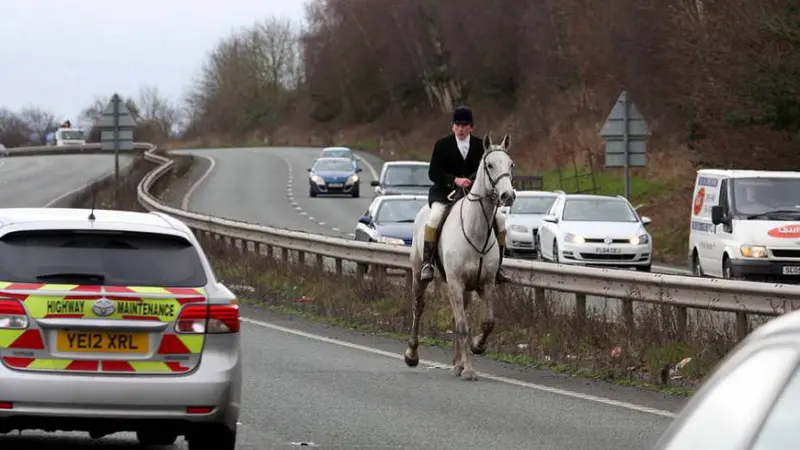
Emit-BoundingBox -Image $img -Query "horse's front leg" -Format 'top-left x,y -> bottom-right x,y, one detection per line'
404,276 -> 428,367
471,283 -> 496,356
451,291 -> 470,376
447,282 -> 477,380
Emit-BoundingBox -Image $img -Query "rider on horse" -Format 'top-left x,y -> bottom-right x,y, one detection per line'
420,106 -> 511,283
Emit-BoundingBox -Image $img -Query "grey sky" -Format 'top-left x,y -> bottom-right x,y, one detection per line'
1,0 -> 306,123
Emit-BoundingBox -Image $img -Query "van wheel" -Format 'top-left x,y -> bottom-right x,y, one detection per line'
722,256 -> 733,279
692,251 -> 704,277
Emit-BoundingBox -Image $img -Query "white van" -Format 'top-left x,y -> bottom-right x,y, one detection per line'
54,127 -> 87,146
689,169 -> 800,281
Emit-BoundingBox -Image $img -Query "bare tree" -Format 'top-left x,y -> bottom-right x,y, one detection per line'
17,106 -> 56,144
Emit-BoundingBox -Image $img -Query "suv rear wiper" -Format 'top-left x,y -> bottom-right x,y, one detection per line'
36,272 -> 106,283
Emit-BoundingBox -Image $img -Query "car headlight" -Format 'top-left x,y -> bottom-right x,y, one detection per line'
347,174 -> 359,184
629,234 -> 650,245
509,224 -> 529,233
378,236 -> 405,245
311,175 -> 324,184
740,245 -> 768,258
564,233 -> 584,244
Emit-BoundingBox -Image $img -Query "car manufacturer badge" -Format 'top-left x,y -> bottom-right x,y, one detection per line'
604,237 -> 613,245
92,298 -> 116,317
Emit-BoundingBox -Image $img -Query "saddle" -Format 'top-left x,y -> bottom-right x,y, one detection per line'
430,188 -> 500,283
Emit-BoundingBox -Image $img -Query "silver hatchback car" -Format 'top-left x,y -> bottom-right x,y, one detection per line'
0,208 -> 241,449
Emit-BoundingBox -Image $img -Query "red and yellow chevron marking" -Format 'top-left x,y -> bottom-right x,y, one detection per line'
0,283 -> 206,322
1,357 -> 190,373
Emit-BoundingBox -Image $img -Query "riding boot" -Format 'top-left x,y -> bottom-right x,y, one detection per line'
496,230 -> 511,284
420,225 -> 437,281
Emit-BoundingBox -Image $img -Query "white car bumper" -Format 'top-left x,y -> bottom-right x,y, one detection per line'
507,228 -> 537,254
558,241 -> 651,267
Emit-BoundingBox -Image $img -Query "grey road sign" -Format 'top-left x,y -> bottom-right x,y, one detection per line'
599,91 -> 650,199
94,94 -> 137,197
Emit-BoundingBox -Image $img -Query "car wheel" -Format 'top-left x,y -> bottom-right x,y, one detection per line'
309,187 -> 317,198
137,430 -> 178,446
352,187 -> 360,198
552,240 -> 559,263
187,424 -> 236,450
635,265 -> 651,272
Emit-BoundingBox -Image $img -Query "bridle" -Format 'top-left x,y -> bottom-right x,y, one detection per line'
456,148 -> 513,260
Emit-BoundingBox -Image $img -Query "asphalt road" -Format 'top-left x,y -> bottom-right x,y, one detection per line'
172,147 -> 381,239
0,153 -> 134,207
1,304 -> 680,448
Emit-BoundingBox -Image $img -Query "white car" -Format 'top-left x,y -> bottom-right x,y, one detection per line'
537,193 -> 653,271
504,190 -> 559,258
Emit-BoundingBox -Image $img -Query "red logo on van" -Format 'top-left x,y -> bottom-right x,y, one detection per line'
768,225 -> 800,238
693,187 -> 705,216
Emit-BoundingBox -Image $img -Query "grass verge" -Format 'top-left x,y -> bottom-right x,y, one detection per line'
90,149 -> 735,397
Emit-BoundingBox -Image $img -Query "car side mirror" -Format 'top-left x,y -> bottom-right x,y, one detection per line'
358,216 -> 372,225
543,215 -> 557,223
370,180 -> 380,187
641,216 -> 651,225
711,205 -> 723,225
356,167 -> 363,173
307,168 -> 311,172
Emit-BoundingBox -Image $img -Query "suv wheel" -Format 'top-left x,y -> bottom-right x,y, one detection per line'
187,424 -> 237,450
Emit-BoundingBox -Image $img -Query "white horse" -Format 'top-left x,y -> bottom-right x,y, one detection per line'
405,133 -> 516,381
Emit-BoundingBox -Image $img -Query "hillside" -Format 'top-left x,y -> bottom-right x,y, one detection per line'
172,0 -> 800,263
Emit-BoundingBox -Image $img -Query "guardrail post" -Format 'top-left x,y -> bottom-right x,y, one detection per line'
298,251 -> 305,265
282,248 -> 289,261
675,306 -> 687,338
534,287 -> 547,316
622,299 -> 634,331
335,259 -> 343,276
356,263 -> 367,277
315,254 -> 323,268
736,311 -> 749,340
575,293 -> 587,326
405,270 -> 413,291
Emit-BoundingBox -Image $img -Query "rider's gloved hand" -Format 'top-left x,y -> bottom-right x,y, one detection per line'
454,177 -> 472,188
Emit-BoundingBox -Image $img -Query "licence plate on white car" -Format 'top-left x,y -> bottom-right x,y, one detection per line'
329,183 -> 343,188
783,266 -> 800,275
595,247 -> 621,254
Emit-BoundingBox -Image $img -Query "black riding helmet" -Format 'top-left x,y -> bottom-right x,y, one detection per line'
452,106 -> 473,126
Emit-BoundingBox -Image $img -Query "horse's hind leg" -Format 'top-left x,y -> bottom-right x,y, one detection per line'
447,282 -> 477,381
471,283 -> 496,356
451,291 -> 470,376
404,276 -> 429,367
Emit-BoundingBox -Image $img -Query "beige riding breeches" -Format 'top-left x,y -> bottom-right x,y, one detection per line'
427,201 -> 507,232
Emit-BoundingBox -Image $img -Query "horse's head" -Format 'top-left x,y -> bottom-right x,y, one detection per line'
476,133 -> 516,207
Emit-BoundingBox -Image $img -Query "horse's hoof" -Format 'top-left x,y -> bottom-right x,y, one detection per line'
404,348 -> 419,367
461,369 -> 478,381
452,365 -> 464,377
470,344 -> 487,355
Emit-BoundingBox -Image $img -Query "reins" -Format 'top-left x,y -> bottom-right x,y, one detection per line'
451,148 -> 512,284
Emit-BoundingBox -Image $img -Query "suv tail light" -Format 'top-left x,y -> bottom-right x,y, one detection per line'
175,303 -> 240,334
0,299 -> 28,329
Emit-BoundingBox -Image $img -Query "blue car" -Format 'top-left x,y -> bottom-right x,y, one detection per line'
307,157 -> 362,197
354,195 -> 427,246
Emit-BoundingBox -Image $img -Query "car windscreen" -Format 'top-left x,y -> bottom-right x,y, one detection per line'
383,165 -> 432,186
375,199 -> 426,223
732,177 -> 800,218
315,160 -> 353,172
0,230 -> 208,287
562,199 -> 638,222
323,150 -> 351,158
510,196 -> 556,214
59,130 -> 86,140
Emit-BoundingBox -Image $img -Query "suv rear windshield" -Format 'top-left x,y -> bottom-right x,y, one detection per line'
0,230 -> 208,287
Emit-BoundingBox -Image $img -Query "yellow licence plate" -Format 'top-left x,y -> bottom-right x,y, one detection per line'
56,330 -> 149,354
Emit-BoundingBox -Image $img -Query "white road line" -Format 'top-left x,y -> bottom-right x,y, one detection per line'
181,154 -> 217,210
331,227 -> 340,232
241,317 -> 677,418
318,222 -> 325,226
355,154 -> 379,180
309,216 -> 316,221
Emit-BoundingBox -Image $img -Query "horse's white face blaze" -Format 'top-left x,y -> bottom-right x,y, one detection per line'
480,134 -> 515,205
